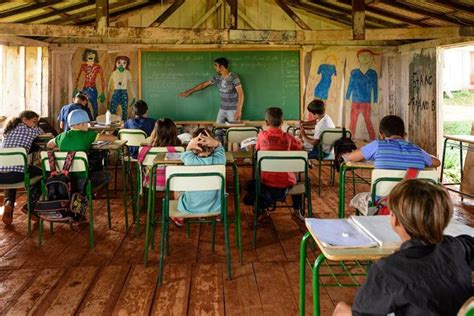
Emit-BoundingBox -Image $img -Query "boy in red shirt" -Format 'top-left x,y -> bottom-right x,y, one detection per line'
251,107 -> 304,212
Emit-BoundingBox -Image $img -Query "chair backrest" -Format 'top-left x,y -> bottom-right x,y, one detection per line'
0,147 -> 28,168
40,151 -> 89,173
320,128 -> 352,146
225,127 -> 259,144
165,165 -> 226,192
118,129 -> 147,147
138,146 -> 185,166
96,114 -> 121,125
371,169 -> 439,198
257,150 -> 308,173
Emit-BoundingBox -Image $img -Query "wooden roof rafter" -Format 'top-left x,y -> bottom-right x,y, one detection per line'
429,0 -> 474,15
16,1 -> 96,24
275,0 -> 311,30
0,1 -> 62,19
225,0 -> 237,29
286,1 -> 353,28
151,0 -> 185,27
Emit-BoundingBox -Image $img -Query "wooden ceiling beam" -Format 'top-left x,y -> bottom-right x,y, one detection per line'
382,0 -> 469,26
0,22 -> 469,43
225,0 -> 238,29
275,0 -> 311,30
430,0 -> 474,15
150,0 -> 185,27
0,1 -> 62,19
96,0 -> 109,35
16,1 -> 94,23
351,0 -> 365,39
287,1 -> 353,27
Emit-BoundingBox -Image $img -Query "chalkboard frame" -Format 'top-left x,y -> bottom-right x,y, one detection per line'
138,48 -> 304,123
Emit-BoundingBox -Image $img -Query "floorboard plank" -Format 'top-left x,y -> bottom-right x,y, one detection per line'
188,263 -> 225,315
0,268 -> 37,314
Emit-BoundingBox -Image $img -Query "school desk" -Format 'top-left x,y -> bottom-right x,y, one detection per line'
338,161 -> 374,218
440,135 -> 474,199
299,220 -> 394,316
146,151 -> 242,263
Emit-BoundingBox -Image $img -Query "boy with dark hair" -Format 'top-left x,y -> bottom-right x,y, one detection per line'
248,107 -> 304,212
333,179 -> 474,315
299,99 -> 335,159
57,92 -> 94,132
345,114 -> 440,214
124,100 -> 156,158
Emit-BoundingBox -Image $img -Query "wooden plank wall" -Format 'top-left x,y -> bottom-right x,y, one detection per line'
0,45 -> 48,120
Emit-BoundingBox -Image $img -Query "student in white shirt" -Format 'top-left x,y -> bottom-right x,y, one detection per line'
299,99 -> 335,159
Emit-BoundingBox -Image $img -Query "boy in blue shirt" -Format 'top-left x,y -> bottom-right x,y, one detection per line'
123,100 -> 156,158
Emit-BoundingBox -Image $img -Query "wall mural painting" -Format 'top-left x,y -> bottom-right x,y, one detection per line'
74,49 -> 106,119
108,55 -> 136,121
313,55 -> 337,101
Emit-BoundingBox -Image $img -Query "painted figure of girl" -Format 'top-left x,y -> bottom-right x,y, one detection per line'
314,55 -> 337,100
108,56 -> 136,121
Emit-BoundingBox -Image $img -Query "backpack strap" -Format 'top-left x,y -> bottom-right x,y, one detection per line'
137,146 -> 152,164
404,168 -> 420,180
47,151 -> 58,176
166,146 -> 177,153
61,151 -> 76,176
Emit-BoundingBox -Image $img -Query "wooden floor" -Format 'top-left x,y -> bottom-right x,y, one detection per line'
0,166 -> 472,315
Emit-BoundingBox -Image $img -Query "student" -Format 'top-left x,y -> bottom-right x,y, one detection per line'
0,111 -> 44,225
299,99 -> 335,159
344,115 -> 440,214
248,107 -> 304,213
123,100 -> 156,158
174,128 -> 225,226
47,109 -> 116,188
57,92 -> 94,132
333,179 -> 474,316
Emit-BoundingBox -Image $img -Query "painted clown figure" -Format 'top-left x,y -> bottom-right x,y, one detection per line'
108,56 -> 136,121
74,49 -> 105,119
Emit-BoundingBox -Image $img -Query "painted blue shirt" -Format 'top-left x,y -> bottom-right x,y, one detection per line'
361,139 -> 432,170
346,69 -> 378,103
124,117 -> 157,158
57,103 -> 94,131
314,64 -> 336,100
177,145 -> 226,214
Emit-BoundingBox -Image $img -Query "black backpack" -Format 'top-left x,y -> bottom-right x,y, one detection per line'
333,128 -> 357,172
35,151 -> 86,222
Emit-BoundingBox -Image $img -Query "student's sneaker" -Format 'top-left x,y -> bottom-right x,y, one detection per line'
2,201 -> 14,226
170,217 -> 184,227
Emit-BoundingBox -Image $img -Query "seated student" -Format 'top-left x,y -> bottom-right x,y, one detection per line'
344,115 -> 440,214
47,109 -> 116,189
124,100 -> 156,158
333,179 -> 474,316
57,92 -> 94,132
299,99 -> 335,159
246,107 -> 304,213
173,128 -> 225,227
0,111 -> 44,225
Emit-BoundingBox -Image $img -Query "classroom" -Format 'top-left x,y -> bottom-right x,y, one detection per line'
0,1 -> 473,315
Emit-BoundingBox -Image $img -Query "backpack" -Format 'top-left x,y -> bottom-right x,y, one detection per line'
137,146 -> 177,191
333,128 -> 357,172
35,151 -> 87,222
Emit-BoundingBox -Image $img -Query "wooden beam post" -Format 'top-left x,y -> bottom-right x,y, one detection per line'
151,0 -> 185,27
96,0 -> 109,36
352,0 -> 365,40
275,0 -> 311,30
225,0 -> 238,29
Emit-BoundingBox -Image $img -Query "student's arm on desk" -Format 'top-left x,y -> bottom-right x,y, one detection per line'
97,133 -> 117,142
46,137 -> 57,149
343,149 -> 365,162
430,155 -> 441,168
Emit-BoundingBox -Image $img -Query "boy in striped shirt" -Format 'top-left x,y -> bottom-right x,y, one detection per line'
344,115 -> 440,214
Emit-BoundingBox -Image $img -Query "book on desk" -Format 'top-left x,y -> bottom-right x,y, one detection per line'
165,152 -> 182,161
306,216 -> 474,250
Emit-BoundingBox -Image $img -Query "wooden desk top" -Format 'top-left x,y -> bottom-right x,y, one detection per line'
88,124 -> 121,132
343,161 -> 375,169
152,152 -> 235,165
444,135 -> 474,144
92,140 -> 127,150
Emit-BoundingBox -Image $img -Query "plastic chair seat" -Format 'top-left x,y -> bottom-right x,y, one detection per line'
0,175 -> 41,190
168,200 -> 220,218
288,182 -> 305,195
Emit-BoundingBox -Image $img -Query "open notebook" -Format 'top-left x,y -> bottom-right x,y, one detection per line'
306,216 -> 474,249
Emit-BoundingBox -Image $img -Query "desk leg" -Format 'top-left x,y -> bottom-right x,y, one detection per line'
232,162 -> 243,263
440,138 -> 448,184
312,254 -> 326,316
299,232 -> 311,316
338,167 -> 348,218
459,140 -> 464,180
120,149 -> 129,230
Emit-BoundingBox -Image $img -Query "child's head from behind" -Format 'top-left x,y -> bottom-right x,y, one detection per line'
74,92 -> 88,106
379,115 -> 405,139
265,107 -> 283,128
191,128 -> 216,157
389,179 -> 453,244
132,100 -> 148,117
67,109 -> 90,131
307,99 -> 325,118
152,118 -> 180,147
4,110 -> 40,136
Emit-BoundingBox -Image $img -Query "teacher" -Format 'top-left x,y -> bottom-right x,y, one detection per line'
179,57 -> 244,122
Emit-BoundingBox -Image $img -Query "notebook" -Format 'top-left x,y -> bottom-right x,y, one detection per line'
165,152 -> 182,161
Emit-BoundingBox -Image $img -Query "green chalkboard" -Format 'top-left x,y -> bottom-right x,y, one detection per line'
140,50 -> 300,121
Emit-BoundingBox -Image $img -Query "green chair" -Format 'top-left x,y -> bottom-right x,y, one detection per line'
253,150 -> 312,248
224,127 -> 259,151
136,146 -> 185,265
0,147 -> 42,235
311,128 -> 351,196
38,151 -> 112,249
158,165 -> 232,285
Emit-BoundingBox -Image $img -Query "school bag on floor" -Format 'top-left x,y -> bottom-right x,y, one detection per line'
35,151 -> 87,222
333,128 -> 357,172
